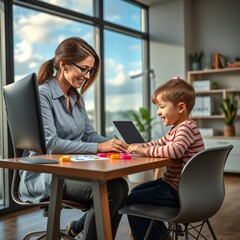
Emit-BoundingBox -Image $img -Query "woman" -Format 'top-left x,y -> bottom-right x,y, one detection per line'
19,37 -> 129,239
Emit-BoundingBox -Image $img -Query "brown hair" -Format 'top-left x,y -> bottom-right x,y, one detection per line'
152,78 -> 195,114
37,37 -> 100,95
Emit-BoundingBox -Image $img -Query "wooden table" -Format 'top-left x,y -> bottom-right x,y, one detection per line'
0,154 -> 172,240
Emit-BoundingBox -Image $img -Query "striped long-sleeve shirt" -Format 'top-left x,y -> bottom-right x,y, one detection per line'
141,120 -> 204,190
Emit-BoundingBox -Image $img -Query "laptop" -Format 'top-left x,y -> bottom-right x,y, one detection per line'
112,120 -> 146,144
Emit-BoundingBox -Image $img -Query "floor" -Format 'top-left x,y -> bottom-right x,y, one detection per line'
0,173 -> 240,239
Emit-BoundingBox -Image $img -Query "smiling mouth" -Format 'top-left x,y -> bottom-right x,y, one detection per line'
77,78 -> 85,84
161,118 -> 167,123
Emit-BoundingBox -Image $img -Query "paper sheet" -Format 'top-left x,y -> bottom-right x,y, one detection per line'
71,155 -> 108,161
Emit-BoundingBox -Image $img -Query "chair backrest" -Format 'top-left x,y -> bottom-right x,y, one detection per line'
3,73 -> 47,157
3,74 -> 90,212
175,145 -> 233,223
3,73 -> 48,206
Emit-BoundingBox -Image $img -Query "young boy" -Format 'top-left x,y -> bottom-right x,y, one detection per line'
126,78 -> 205,240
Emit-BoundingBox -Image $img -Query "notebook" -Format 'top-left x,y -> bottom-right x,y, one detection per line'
112,120 -> 146,144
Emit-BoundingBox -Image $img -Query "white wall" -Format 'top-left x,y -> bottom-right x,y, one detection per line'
190,0 -> 240,66
149,0 -> 240,83
148,0 -> 240,138
149,0 -> 185,86
148,0 -> 185,138
150,41 -> 185,89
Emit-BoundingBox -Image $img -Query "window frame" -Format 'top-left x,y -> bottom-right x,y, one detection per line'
11,0 -> 150,135
0,0 -> 150,213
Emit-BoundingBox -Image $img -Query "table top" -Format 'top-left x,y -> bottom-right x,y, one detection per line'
0,154 -> 172,181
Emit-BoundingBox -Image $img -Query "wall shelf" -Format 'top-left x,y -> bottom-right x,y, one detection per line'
188,68 -> 240,173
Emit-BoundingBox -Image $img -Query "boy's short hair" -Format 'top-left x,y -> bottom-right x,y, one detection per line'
152,78 -> 195,114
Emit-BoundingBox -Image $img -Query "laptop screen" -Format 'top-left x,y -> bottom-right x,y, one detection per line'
112,121 -> 145,144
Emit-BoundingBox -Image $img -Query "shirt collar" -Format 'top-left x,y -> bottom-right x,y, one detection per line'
49,78 -> 78,102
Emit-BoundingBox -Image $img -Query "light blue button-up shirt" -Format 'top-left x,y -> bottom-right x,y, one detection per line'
19,78 -> 107,203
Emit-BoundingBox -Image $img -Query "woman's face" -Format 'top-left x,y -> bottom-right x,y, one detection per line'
62,55 -> 95,89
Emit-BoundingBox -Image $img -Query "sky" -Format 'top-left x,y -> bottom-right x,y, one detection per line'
13,0 -> 144,112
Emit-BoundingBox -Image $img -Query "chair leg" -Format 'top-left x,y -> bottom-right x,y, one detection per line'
36,235 -> 47,240
174,224 -> 178,240
23,230 -> 75,240
23,231 -> 46,240
206,219 -> 217,240
143,220 -> 155,240
60,229 -> 77,240
183,224 -> 189,240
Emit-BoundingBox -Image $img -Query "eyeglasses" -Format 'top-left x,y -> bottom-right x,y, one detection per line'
72,63 -> 95,78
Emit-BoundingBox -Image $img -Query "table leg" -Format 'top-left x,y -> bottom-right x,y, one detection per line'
92,179 -> 113,240
154,168 -> 163,179
46,175 -> 64,240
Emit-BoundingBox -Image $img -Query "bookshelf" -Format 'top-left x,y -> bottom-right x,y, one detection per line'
187,67 -> 240,136
187,68 -> 240,172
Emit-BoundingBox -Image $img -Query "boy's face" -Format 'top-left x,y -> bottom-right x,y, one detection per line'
155,94 -> 187,126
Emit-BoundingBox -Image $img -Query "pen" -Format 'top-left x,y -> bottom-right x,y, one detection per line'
114,135 -> 120,140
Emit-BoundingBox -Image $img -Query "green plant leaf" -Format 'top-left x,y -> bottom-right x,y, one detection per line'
189,51 -> 204,63
128,107 -> 155,133
220,96 -> 239,125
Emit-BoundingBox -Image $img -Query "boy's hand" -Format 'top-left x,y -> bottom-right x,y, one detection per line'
127,144 -> 147,156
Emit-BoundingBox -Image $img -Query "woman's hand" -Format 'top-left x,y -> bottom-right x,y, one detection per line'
127,144 -> 148,156
97,138 -> 129,153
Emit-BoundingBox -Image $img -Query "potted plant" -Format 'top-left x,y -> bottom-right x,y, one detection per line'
220,96 -> 239,136
189,51 -> 204,70
128,107 -> 155,141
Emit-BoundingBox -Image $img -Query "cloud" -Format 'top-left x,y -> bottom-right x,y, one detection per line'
105,58 -> 126,86
111,71 -> 125,85
82,32 -> 92,42
13,7 -> 93,79
14,12 -> 58,76
15,12 -> 70,44
104,2 -> 124,23
15,40 -> 32,63
131,14 -> 140,22
128,61 -> 141,68
41,0 -> 93,14
107,15 -> 121,22
14,11 -> 72,76
129,44 -> 141,51
105,93 -> 142,112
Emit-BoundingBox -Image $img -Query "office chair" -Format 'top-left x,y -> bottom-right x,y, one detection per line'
119,145 -> 233,240
3,73 -> 90,239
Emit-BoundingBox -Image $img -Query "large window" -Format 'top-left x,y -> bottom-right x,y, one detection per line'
13,6 -> 94,80
104,30 -> 143,137
0,0 -> 149,212
38,0 -> 94,16
104,0 -> 146,32
103,0 -> 148,137
13,5 -> 95,119
12,1 -> 148,134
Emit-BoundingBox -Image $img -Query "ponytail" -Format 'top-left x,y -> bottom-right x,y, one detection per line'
37,58 -> 55,85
